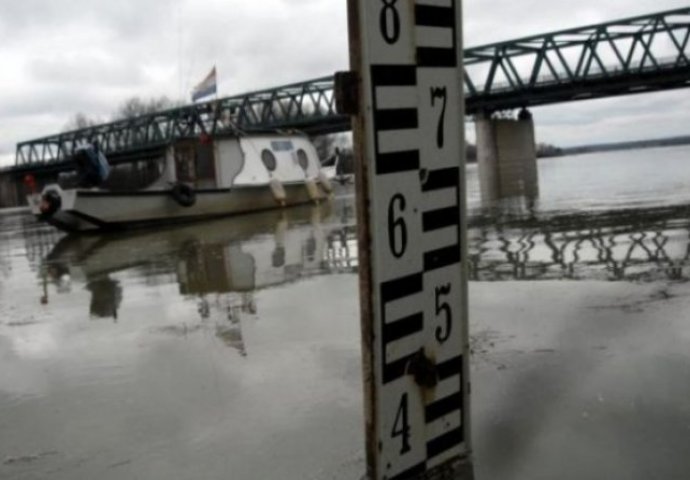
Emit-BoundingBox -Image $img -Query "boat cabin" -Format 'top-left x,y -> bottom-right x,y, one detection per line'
165,134 -> 323,190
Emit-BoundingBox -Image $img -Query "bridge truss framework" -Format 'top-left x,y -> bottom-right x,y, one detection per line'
12,7 -> 690,169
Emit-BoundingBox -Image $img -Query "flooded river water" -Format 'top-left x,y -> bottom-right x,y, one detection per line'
2,146 -> 690,479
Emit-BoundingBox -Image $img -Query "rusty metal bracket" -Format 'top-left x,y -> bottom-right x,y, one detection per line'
334,71 -> 360,116
407,349 -> 438,389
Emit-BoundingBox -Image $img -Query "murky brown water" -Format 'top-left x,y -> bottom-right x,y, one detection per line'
2,148 -> 690,479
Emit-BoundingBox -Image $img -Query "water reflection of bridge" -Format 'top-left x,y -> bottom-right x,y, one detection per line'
321,204 -> 690,282
468,205 -> 690,281
22,199 -> 690,361
27,202 -> 690,294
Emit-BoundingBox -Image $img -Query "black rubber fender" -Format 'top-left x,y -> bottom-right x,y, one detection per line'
170,183 -> 196,207
39,190 -> 62,218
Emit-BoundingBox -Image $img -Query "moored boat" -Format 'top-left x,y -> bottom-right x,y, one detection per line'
27,132 -> 333,233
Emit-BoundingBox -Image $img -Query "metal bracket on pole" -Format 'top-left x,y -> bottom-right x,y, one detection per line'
334,71 -> 360,116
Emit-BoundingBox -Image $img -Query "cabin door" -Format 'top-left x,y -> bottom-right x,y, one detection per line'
174,141 -> 218,188
194,142 -> 217,189
174,143 -> 196,184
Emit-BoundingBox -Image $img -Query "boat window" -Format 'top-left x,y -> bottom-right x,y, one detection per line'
297,149 -> 309,170
261,149 -> 277,171
99,157 -> 165,191
270,140 -> 293,152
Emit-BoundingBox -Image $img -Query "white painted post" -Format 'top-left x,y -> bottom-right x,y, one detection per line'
342,1 -> 472,479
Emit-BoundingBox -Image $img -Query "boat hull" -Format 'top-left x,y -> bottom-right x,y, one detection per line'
29,182 -> 329,233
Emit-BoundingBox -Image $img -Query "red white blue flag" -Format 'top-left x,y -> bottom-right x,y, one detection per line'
191,67 -> 217,102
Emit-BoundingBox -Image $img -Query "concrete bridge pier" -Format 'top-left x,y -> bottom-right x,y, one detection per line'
475,109 -> 539,207
0,172 -> 24,208
0,169 -> 58,208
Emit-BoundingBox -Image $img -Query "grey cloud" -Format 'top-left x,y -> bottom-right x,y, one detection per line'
0,83 -> 115,120
28,56 -> 145,88
171,0 -> 348,90
534,90 -> 690,145
0,0 -> 173,40
464,0 -> 689,46
0,0 -> 350,165
1,0 -> 688,167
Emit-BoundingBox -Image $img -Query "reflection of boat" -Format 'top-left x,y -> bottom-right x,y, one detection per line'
45,203 -> 334,285
42,200 -> 353,355
27,133 -> 333,233
41,201 -> 355,355
43,198 -> 355,300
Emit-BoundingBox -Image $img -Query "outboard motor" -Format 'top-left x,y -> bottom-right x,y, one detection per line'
75,143 -> 110,188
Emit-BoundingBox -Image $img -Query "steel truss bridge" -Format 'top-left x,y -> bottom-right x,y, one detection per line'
11,7 -> 690,170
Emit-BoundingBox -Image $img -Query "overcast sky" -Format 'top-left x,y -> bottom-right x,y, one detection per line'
1,0 -> 689,166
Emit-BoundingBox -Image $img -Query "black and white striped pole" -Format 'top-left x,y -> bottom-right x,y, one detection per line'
336,1 -> 472,479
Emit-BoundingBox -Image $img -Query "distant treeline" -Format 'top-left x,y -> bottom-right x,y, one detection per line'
464,142 -> 563,162
314,133 -> 690,168
468,134 -> 690,161
561,135 -> 690,156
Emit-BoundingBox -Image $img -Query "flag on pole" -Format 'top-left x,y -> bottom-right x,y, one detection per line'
191,67 -> 217,102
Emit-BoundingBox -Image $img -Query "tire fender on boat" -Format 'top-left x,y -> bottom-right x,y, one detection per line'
305,178 -> 321,203
39,190 -> 62,218
317,171 -> 333,194
170,183 -> 196,207
270,178 -> 286,206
